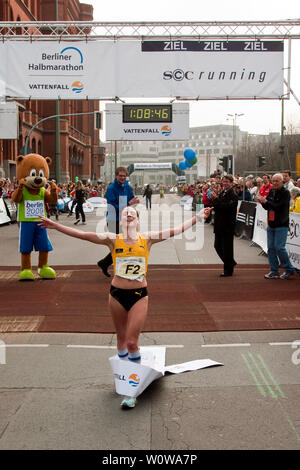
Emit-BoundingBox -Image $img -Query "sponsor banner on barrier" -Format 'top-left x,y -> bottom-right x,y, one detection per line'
3,198 -> 17,223
0,198 -> 11,225
109,347 -> 223,398
87,197 -> 107,208
0,101 -> 18,139
180,195 -> 194,211
287,212 -> 300,270
67,200 -> 94,213
252,204 -> 300,270
235,201 -> 257,240
0,40 -> 283,100
252,203 -> 268,253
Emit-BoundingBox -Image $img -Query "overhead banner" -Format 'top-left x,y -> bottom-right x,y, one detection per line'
0,40 -> 283,100
134,163 -> 172,170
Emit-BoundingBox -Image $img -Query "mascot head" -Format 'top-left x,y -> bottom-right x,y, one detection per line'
16,153 -> 52,190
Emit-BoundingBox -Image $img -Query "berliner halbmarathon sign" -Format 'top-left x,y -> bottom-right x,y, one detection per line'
0,40 -> 283,100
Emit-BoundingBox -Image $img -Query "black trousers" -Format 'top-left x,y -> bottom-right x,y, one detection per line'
214,231 -> 236,274
69,200 -> 76,214
99,221 -> 120,268
75,202 -> 85,222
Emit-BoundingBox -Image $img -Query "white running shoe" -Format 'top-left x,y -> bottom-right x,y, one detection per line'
264,272 -> 279,279
121,396 -> 136,409
280,271 -> 294,280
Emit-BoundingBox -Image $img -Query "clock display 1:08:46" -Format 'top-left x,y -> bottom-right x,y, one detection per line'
122,105 -> 172,123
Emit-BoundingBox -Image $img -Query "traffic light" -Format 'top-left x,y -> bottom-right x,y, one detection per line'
218,155 -> 229,172
257,155 -> 266,167
94,111 -> 102,129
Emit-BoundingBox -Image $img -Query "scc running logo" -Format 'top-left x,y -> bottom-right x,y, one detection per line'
163,69 -> 194,81
288,219 -> 300,240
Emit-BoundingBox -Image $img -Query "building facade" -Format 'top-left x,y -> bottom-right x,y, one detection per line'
114,124 -> 246,186
0,0 -> 104,183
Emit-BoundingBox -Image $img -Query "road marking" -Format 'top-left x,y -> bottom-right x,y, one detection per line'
242,352 -> 286,400
248,352 -> 277,399
257,354 -> 286,399
242,353 -> 267,397
66,344 -> 184,349
4,344 -> 49,348
202,343 -> 251,348
242,351 -> 300,445
67,345 -> 115,349
269,342 -> 297,346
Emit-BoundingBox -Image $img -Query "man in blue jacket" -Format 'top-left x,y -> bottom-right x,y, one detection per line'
97,167 -> 139,277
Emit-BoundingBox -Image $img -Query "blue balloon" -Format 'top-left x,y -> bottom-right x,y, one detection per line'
179,161 -> 186,170
184,148 -> 196,161
185,160 -> 192,168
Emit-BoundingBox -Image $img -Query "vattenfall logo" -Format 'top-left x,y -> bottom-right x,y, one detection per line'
72,81 -> 84,94
161,125 -> 172,136
129,374 -> 140,388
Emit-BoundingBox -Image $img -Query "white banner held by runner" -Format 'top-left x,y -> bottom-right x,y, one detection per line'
0,40 -> 283,100
109,346 -> 223,398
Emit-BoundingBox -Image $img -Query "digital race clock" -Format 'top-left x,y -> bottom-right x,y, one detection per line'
122,104 -> 172,123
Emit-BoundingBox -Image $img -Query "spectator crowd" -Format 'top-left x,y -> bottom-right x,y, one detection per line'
1,171 -> 300,219
179,171 -> 300,214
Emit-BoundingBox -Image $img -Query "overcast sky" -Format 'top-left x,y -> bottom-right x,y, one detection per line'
87,0 -> 300,136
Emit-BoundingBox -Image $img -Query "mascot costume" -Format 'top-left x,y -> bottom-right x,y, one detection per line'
11,153 -> 58,281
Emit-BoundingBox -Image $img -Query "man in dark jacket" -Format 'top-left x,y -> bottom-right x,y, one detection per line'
206,175 -> 238,277
143,184 -> 153,210
257,173 -> 296,280
97,167 -> 139,277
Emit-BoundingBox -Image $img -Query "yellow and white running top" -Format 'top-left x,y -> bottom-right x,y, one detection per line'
112,233 -> 149,282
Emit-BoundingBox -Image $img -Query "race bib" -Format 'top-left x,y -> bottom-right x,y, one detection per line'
115,257 -> 146,281
24,200 -> 44,219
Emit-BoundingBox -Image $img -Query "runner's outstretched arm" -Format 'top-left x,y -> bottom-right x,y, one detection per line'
146,208 -> 208,245
38,216 -> 115,246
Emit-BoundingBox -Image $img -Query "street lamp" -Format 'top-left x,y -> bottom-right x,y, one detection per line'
226,113 -> 244,175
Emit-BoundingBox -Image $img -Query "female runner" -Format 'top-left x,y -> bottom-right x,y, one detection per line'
39,205 -> 208,408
